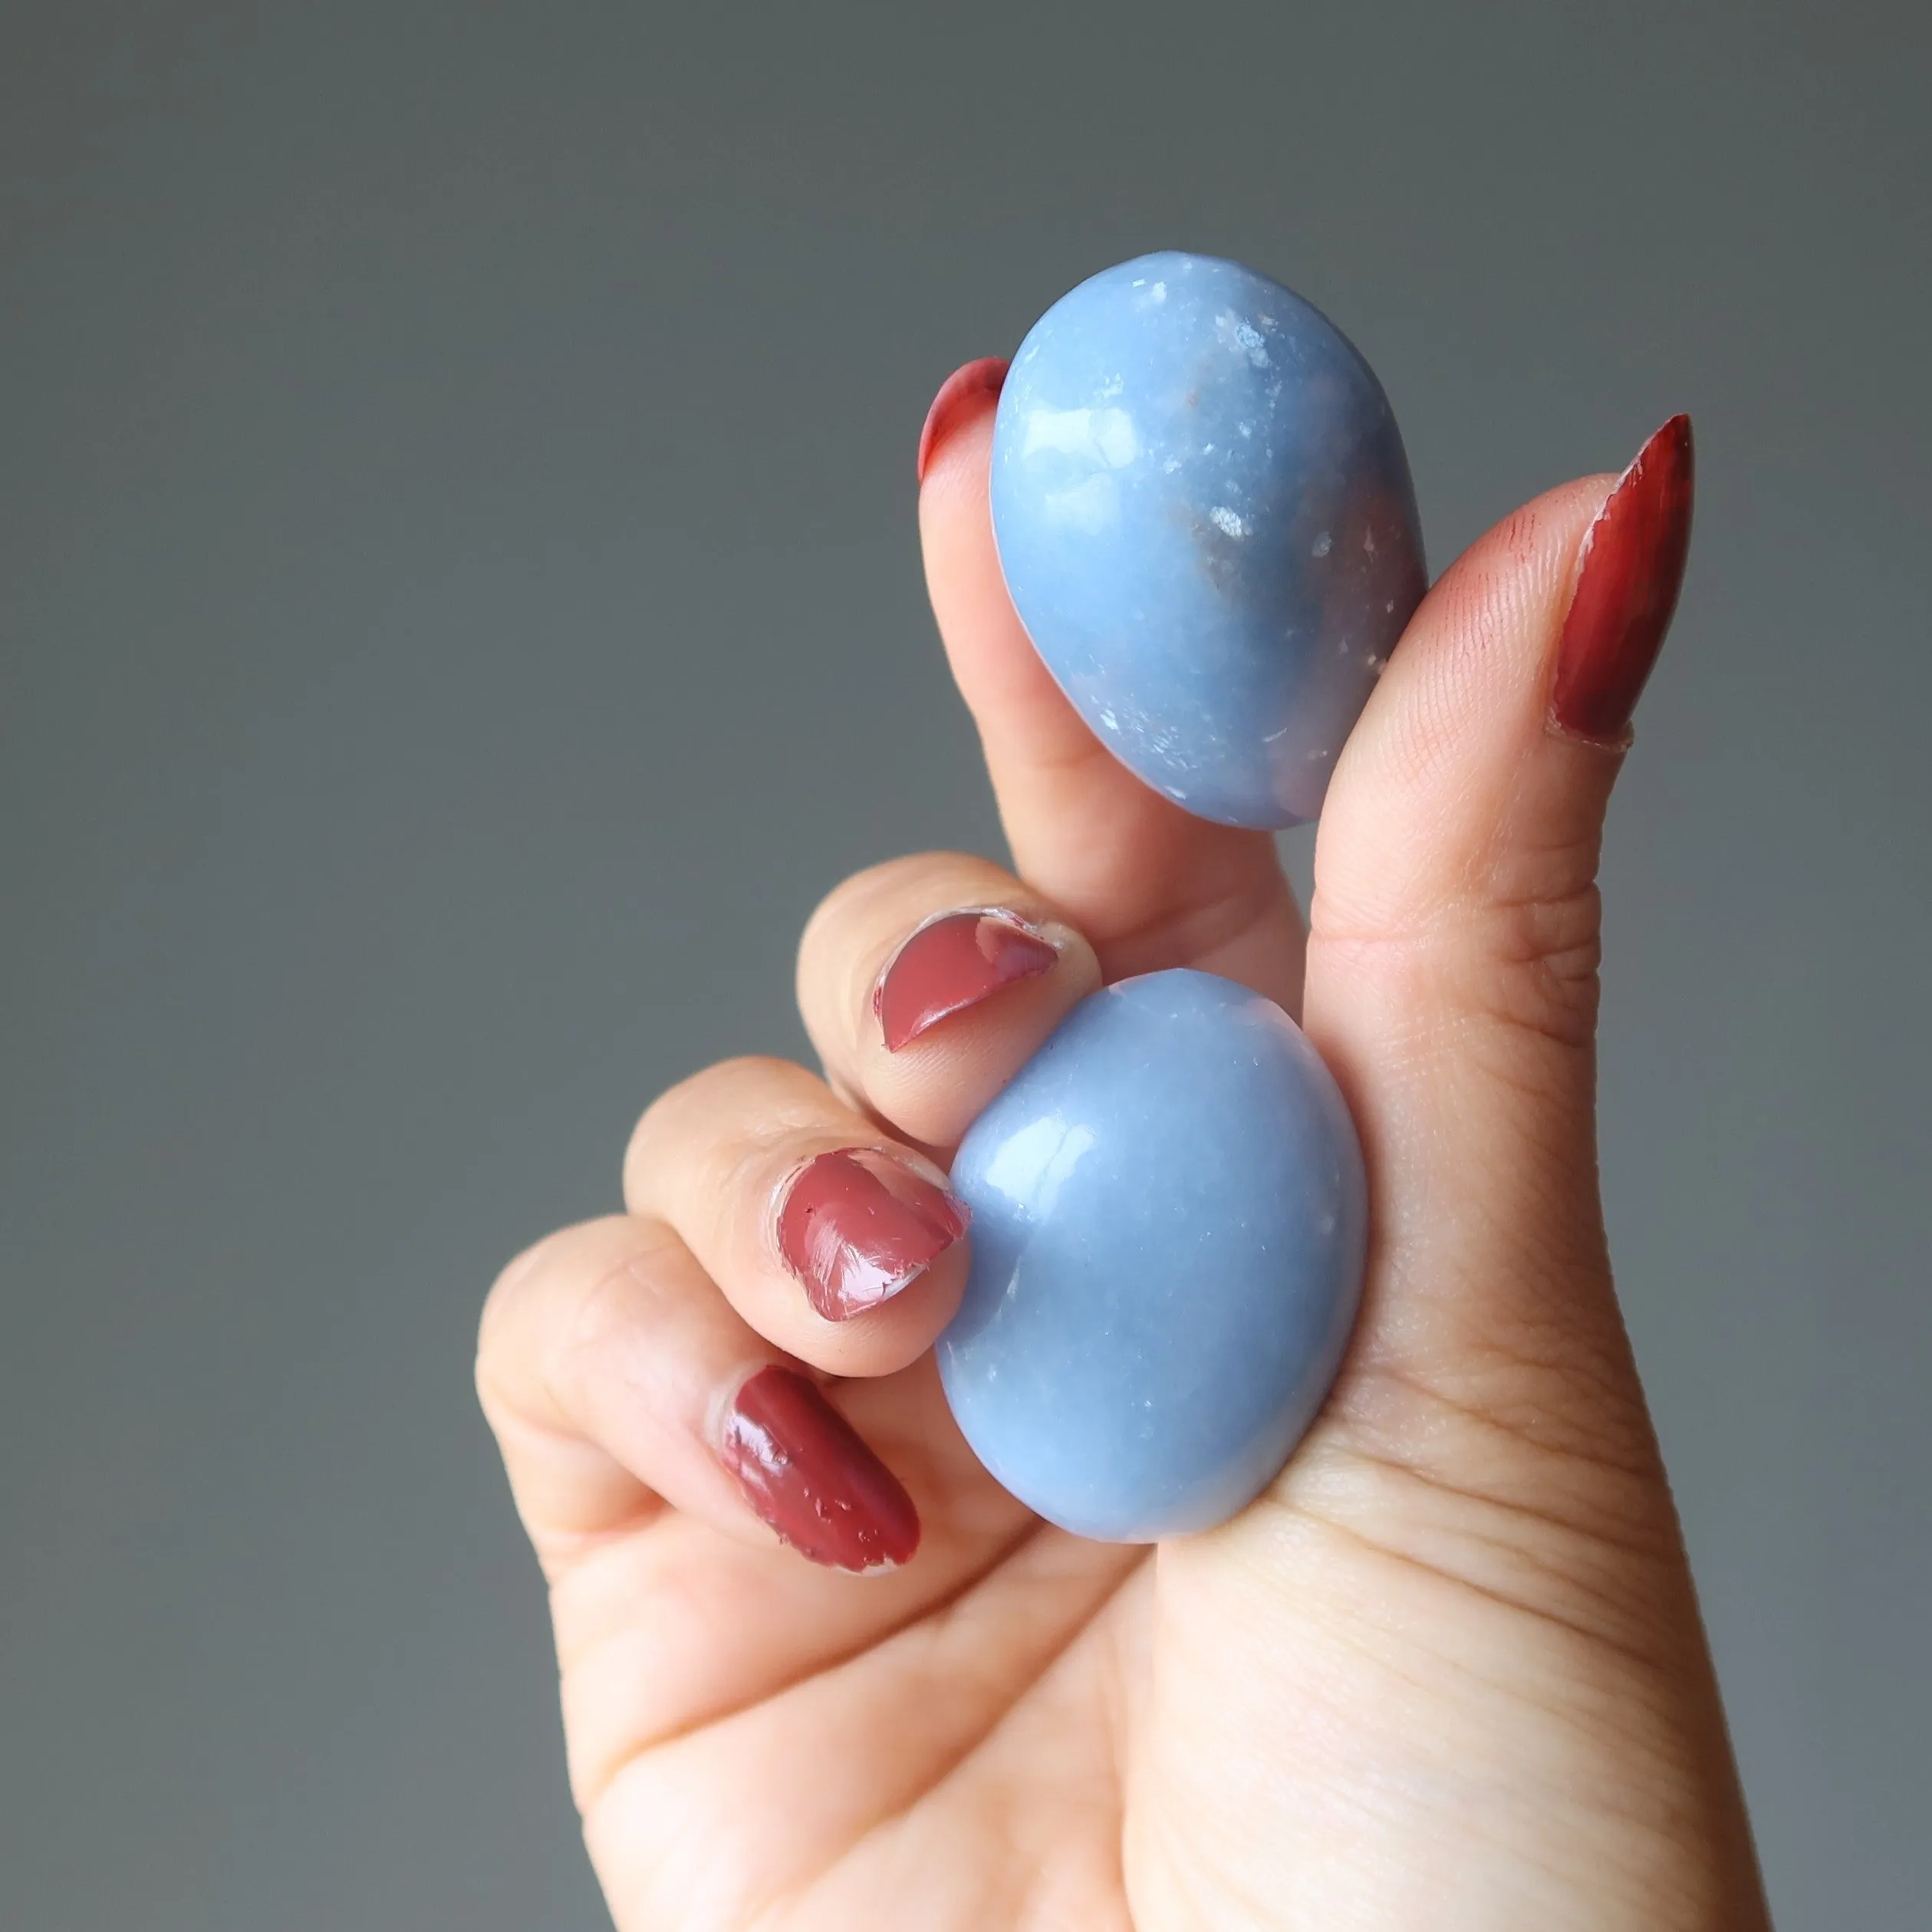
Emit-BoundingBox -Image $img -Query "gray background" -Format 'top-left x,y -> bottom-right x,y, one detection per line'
3,2 -> 1927,1926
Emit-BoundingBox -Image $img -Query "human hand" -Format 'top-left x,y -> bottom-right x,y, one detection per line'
476,365 -> 1768,1929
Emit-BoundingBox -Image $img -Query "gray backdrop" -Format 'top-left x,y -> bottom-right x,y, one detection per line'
4,2 -> 1927,1927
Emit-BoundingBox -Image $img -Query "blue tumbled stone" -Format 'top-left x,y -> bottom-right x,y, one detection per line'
990,251 -> 1426,828
939,969 -> 1367,1542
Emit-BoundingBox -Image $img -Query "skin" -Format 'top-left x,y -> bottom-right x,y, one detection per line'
476,399 -> 1772,1930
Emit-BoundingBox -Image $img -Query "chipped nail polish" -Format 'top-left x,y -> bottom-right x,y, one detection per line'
775,1147 -> 969,1321
874,908 -> 1059,1052
719,1365 -> 921,1572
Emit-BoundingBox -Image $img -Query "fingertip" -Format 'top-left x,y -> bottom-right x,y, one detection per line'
915,355 -> 1009,485
797,856 -> 1104,1153
1547,413 -> 1695,745
914,380 -> 1083,745
1305,459 -> 1656,1069
772,1144 -> 971,1332
782,1229 -> 973,1379
854,918 -> 1102,1152
1336,472 -> 1618,809
874,907 -> 1064,1053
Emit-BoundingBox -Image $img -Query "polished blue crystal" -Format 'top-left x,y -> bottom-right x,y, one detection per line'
990,251 -> 1425,828
939,969 -> 1367,1542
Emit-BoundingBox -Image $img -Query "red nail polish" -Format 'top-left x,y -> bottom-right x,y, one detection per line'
915,356 -> 1009,484
873,908 -> 1059,1052
1549,413 -> 1696,744
775,1147 -> 969,1321
719,1365 -> 921,1572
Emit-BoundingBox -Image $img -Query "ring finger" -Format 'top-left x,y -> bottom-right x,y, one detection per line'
624,1054 -> 976,1377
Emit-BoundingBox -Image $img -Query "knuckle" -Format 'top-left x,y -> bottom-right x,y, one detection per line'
1460,881 -> 1605,1055
799,854 -> 946,955
562,1229 -> 683,1361
798,851 -> 1019,969
475,1216 -> 634,1405
622,1055 -> 828,1218
1358,1340 -> 1670,1502
798,851 -> 1026,1049
478,1226 -> 568,1356
1315,881 -> 1605,1061
626,1054 -> 795,1161
1320,808 -> 1608,1057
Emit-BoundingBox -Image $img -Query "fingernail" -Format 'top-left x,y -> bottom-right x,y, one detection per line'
874,907 -> 1059,1052
719,1364 -> 921,1572
915,356 -> 1009,484
775,1147 -> 969,1321
1549,413 -> 1696,745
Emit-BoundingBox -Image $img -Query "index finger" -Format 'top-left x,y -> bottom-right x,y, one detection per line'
916,360 -> 1303,1010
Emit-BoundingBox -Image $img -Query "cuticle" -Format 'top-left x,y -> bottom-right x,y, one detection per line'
1543,711 -> 1636,754
709,1360 -> 766,1456
765,1148 -> 818,1275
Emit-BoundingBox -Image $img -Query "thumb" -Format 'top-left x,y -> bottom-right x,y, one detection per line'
1304,416 -> 1693,1420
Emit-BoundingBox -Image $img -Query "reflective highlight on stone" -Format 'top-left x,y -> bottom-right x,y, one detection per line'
990,252 -> 1426,827
939,969 -> 1367,1542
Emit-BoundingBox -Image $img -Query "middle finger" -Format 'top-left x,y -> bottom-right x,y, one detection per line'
797,851 -> 1102,1151
624,1054 -> 973,1377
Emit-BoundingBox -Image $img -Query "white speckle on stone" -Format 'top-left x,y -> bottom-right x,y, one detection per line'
1131,277 -> 1145,287
1263,725 -> 1290,743
1238,422 -> 1252,438
1215,310 -> 1272,367
1312,531 -> 1332,557
1161,456 -> 1181,473
1098,708 -> 1118,731
1149,281 -> 1167,304
1385,598 -> 1396,612
1363,529 -> 1377,553
1306,745 -> 1331,762
1209,505 -> 1248,538
1098,374 -> 1124,400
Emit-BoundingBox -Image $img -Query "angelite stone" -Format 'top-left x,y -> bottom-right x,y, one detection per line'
939,969 -> 1367,1542
990,251 -> 1426,828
